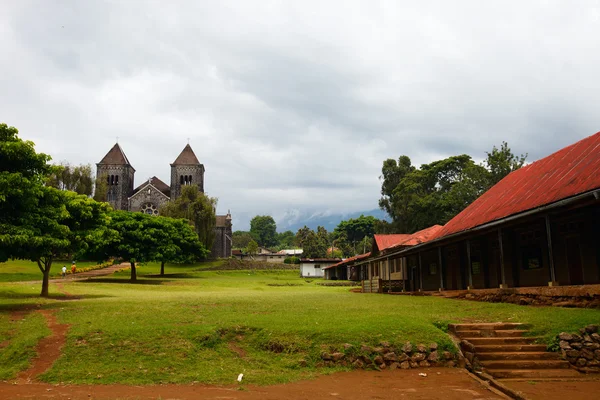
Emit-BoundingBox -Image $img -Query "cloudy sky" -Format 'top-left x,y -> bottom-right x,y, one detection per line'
2,0 -> 600,230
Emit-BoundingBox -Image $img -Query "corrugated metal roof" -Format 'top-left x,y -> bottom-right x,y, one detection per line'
435,131 -> 600,239
172,144 -> 201,165
382,225 -> 443,254
373,234 -> 411,252
323,252 -> 371,269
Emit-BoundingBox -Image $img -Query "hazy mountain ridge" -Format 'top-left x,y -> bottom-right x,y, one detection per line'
276,208 -> 389,232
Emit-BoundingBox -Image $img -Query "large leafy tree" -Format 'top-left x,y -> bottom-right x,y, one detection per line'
249,215 -> 277,248
232,231 -> 256,249
333,215 -> 378,244
379,143 -> 526,233
160,185 -> 217,250
46,163 -> 94,196
301,226 -> 329,258
276,230 -> 295,249
485,141 -> 527,186
155,218 -> 208,276
1,123 -> 111,296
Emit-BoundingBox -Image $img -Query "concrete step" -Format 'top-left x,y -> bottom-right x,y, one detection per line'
477,352 -> 561,361
481,359 -> 572,370
449,323 -> 530,332
455,329 -> 525,338
474,344 -> 548,353
465,337 -> 540,345
491,368 -> 582,379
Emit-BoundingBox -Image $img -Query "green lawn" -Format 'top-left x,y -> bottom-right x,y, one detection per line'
0,261 -> 599,385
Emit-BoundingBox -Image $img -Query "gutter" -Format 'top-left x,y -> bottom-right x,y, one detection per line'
367,188 -> 600,263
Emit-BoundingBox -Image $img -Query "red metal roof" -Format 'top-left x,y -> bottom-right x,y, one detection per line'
323,252 -> 371,269
373,234 -> 411,252
435,131 -> 600,239
384,225 -> 443,253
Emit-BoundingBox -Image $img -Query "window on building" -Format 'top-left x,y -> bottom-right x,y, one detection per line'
314,265 -> 321,269
141,202 -> 159,216
180,175 -> 184,184
115,175 -> 119,185
429,263 -> 437,275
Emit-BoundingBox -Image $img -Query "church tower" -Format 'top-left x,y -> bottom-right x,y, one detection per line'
170,144 -> 205,199
96,143 -> 135,210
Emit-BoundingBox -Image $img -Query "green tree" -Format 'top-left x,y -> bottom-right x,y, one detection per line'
301,226 -> 329,258
93,173 -> 109,202
249,215 -> 277,247
294,226 -> 311,247
1,123 -> 111,296
378,143 -> 527,233
485,141 -> 527,186
155,218 -> 208,276
276,230 -> 295,249
232,231 -> 256,249
46,162 -> 94,196
160,185 -> 217,250
245,239 -> 259,256
333,215 -> 378,245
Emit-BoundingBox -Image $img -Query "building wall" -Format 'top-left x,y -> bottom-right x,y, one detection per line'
129,185 -> 169,215
211,224 -> 232,259
96,164 -> 134,211
170,164 -> 205,199
300,264 -> 325,277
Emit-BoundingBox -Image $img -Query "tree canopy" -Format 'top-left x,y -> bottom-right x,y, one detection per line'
249,215 -> 277,248
46,162 -> 94,196
297,226 -> 330,258
1,123 -> 111,296
379,142 -> 527,233
160,185 -> 217,250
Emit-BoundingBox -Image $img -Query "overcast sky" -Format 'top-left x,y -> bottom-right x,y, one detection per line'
2,0 -> 600,230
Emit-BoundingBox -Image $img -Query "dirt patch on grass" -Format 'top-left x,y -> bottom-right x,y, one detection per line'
0,368 -> 508,399
16,309 -> 69,383
228,341 -> 248,358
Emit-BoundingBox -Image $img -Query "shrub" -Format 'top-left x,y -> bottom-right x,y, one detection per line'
284,256 -> 300,264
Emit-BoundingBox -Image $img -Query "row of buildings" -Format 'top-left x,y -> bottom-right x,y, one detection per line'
324,131 -> 600,293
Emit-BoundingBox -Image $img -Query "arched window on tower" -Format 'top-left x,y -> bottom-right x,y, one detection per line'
188,175 -> 192,183
110,175 -> 115,185
180,175 -> 184,184
115,175 -> 119,185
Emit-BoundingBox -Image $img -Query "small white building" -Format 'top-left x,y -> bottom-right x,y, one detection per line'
299,258 -> 342,278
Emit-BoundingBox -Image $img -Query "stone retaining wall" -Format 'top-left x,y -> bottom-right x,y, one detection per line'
317,341 -> 461,370
558,324 -> 600,373
444,285 -> 600,309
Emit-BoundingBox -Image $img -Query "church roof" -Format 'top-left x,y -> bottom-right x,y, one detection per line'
132,176 -> 170,197
172,144 -> 201,165
98,143 -> 133,167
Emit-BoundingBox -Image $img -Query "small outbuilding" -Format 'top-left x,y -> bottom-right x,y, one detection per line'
300,258 -> 342,278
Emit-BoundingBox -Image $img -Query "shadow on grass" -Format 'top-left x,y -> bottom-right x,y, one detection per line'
78,278 -> 166,285
143,273 -> 206,279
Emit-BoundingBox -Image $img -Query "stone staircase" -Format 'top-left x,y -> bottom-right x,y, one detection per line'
450,322 -> 582,380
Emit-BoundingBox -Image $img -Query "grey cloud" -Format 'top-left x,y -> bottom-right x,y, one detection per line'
2,0 -> 600,230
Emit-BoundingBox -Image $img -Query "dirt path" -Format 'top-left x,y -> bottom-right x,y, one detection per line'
15,309 -> 70,383
57,263 -> 130,281
1,368 -> 509,399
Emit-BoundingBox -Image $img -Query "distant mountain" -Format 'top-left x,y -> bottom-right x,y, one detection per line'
276,208 -> 390,233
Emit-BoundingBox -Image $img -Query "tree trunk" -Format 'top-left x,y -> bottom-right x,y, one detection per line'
130,261 -> 137,282
38,258 -> 52,297
160,261 -> 165,276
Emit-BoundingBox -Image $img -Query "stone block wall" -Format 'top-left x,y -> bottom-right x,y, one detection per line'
558,324 -> 600,373
316,341 -> 461,370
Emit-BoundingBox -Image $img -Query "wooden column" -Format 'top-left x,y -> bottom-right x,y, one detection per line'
466,240 -> 473,290
545,215 -> 557,285
418,252 -> 423,291
438,247 -> 444,290
498,228 -> 507,288
387,257 -> 391,293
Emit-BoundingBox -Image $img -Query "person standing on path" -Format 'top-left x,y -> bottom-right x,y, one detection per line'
62,266 -> 67,278
71,261 -> 76,274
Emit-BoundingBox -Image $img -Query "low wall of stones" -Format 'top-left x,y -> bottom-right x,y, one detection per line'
558,324 -> 600,373
444,285 -> 600,308
317,341 -> 462,370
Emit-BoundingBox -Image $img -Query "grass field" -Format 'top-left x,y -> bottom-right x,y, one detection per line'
1,260 -> 599,385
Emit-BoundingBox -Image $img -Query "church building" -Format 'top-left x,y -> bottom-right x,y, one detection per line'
96,143 -> 232,258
